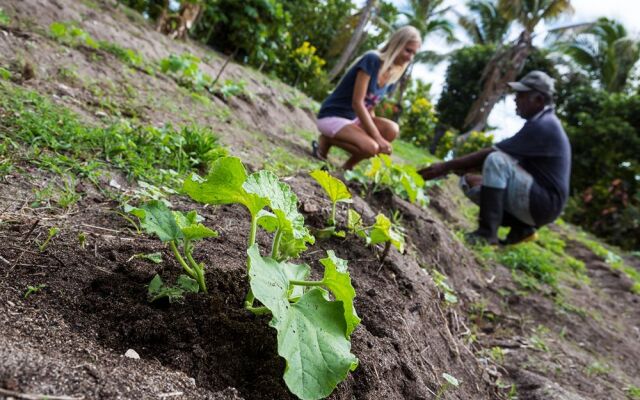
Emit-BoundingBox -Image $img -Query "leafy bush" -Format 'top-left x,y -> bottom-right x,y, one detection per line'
454,130 -> 494,157
278,41 -> 330,99
557,82 -> 640,249
398,79 -> 438,148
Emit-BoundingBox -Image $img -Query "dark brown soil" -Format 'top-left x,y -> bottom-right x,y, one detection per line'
1,1 -> 639,400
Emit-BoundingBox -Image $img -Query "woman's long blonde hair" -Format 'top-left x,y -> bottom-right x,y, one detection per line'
376,26 -> 422,84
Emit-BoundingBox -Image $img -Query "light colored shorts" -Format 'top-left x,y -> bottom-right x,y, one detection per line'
460,150 -> 536,226
316,116 -> 361,138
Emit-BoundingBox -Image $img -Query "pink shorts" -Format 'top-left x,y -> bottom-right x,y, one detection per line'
316,116 -> 361,138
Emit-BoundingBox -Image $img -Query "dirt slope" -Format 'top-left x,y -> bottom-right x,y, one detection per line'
1,1 -> 639,400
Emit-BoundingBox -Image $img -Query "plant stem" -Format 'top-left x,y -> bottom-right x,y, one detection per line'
271,228 -> 282,259
170,240 -> 195,278
248,213 -> 258,249
246,305 -> 271,315
330,201 -> 337,226
379,241 -> 391,264
289,279 -> 323,287
185,241 -> 207,293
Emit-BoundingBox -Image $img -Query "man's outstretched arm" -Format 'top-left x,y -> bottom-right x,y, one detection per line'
419,147 -> 494,180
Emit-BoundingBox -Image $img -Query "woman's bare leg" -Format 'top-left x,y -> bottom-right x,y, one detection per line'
373,117 -> 399,143
329,124 -> 380,170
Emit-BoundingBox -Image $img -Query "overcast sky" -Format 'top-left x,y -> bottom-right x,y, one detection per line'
360,0 -> 640,139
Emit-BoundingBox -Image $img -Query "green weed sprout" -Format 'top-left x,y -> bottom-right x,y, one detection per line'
436,373 -> 460,399
348,209 -> 405,262
431,270 -> 458,305
183,156 -> 358,400
39,227 -> 59,252
0,8 -> 10,25
160,53 -> 212,91
126,201 -> 216,293
24,284 -> 46,299
147,274 -> 198,303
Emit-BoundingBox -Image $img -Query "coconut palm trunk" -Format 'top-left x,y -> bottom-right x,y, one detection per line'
463,30 -> 532,132
328,0 -> 377,82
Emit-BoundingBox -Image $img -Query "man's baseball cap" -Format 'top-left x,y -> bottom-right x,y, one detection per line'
508,70 -> 555,98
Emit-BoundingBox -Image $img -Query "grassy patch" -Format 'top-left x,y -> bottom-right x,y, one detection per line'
0,81 -> 226,189
392,139 -> 439,167
576,234 -> 640,294
475,226 -> 589,292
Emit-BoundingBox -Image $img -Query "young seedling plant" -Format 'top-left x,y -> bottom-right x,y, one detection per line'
126,201 -> 217,294
348,209 -> 405,263
183,156 -> 359,400
309,169 -> 352,238
345,153 -> 429,207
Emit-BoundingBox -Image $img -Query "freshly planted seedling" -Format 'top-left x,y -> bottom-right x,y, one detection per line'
183,156 -> 358,399
348,209 -> 405,262
147,274 -> 199,303
126,201 -> 217,293
78,232 -> 87,249
345,154 -> 428,206
39,227 -> 59,252
184,157 -> 314,261
310,169 -> 352,238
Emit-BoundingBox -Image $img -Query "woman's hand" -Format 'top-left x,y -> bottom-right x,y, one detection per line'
418,162 -> 449,180
377,138 -> 392,154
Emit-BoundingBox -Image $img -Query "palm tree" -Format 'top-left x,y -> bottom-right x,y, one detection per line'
457,0 -> 510,45
463,0 -> 573,132
559,18 -> 640,93
327,0 -> 378,82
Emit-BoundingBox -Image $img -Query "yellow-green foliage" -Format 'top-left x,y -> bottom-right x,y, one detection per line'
455,131 -> 494,157
400,96 -> 439,148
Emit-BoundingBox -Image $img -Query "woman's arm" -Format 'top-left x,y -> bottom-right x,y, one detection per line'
352,70 -> 385,143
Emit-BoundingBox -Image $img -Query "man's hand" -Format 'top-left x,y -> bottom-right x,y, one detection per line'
419,162 -> 449,180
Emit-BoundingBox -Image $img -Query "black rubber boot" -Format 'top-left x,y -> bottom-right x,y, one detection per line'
500,212 -> 537,245
467,186 -> 505,245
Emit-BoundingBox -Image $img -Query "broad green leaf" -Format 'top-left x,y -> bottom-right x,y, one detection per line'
247,246 -> 358,400
129,200 -> 181,242
319,251 -> 360,336
310,170 -> 352,204
256,209 -> 278,232
173,210 -> 218,241
280,288 -> 359,400
247,244 -> 294,326
347,209 -> 363,231
139,252 -> 163,264
181,224 -> 218,241
177,274 -> 200,293
244,170 -> 314,256
283,260 -> 310,300
183,157 -> 268,216
369,214 -> 405,252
